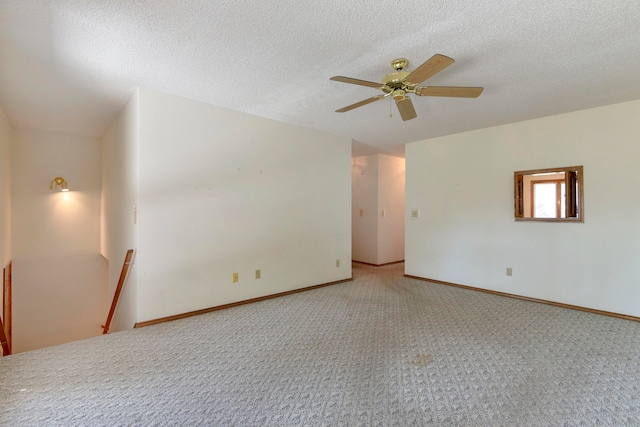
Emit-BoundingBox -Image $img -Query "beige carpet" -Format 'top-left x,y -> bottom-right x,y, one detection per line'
1,262 -> 639,426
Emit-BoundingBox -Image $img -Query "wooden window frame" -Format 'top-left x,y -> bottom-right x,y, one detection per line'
514,166 -> 584,223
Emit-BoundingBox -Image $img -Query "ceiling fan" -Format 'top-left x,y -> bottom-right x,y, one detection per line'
330,54 -> 483,121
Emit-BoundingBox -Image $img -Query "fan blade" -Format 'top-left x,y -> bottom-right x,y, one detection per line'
330,76 -> 382,89
416,86 -> 484,98
336,95 -> 385,113
405,54 -> 455,85
395,97 -> 417,121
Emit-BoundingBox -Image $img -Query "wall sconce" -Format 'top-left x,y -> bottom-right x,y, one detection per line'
50,177 -> 69,192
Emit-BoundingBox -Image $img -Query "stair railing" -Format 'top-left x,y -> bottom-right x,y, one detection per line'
102,250 -> 134,334
1,261 -> 11,356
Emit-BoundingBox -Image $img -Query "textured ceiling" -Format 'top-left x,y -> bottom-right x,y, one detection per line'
1,1 -> 639,157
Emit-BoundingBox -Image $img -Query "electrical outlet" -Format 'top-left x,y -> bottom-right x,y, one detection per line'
232,272 -> 239,282
359,209 -> 364,217
336,259 -> 340,268
381,209 -> 386,218
255,269 -> 261,279
506,267 -> 512,277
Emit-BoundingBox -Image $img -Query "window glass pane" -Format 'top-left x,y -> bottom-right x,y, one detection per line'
534,183 -> 557,218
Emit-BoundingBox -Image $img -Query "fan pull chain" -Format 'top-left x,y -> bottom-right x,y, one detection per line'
389,95 -> 392,118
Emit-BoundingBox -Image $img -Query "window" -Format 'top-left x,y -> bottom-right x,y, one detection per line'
514,166 -> 583,222
532,178 -> 564,218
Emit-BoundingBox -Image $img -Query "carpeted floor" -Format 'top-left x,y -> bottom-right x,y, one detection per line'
1,262 -> 639,426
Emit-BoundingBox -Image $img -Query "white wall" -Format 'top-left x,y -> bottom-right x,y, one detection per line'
101,91 -> 139,331
0,105 -> 10,269
136,89 -> 352,322
11,130 -> 107,352
352,155 -> 379,264
406,99 -> 640,317
377,154 -> 405,264
352,154 -> 405,265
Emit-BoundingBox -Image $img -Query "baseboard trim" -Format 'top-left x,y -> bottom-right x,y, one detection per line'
405,275 -> 640,323
134,277 -> 354,329
353,260 -> 405,267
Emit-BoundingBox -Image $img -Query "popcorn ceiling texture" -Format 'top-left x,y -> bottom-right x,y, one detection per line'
0,1 -> 639,156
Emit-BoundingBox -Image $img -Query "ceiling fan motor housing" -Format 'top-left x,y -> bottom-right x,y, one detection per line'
382,71 -> 410,90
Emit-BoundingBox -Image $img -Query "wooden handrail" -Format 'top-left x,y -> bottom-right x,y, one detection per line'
102,250 -> 134,334
2,261 -> 11,356
0,315 -> 9,356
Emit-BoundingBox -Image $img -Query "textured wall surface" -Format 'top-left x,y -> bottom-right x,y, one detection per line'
352,155 -> 379,264
0,105 -> 10,269
10,130 -> 107,352
136,89 -> 351,322
101,91 -> 139,332
352,154 -> 405,265
406,99 -> 640,317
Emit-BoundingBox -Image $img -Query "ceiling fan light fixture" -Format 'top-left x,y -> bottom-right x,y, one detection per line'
392,89 -> 406,101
